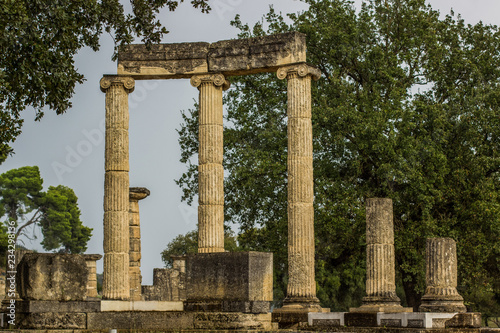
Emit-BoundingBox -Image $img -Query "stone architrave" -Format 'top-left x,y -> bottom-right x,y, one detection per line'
129,187 -> 150,301
276,64 -> 321,310
419,238 -> 466,313
100,75 -> 135,300
190,74 -> 230,254
351,198 -> 410,313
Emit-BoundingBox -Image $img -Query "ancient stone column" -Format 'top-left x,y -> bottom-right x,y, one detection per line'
100,75 -> 135,300
190,74 -> 229,254
277,64 -> 321,310
419,238 -> 466,313
352,198 -> 408,312
83,254 -> 103,298
129,187 -> 150,301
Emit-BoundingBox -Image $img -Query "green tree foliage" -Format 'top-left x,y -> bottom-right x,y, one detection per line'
39,185 -> 92,253
176,0 -> 500,312
161,229 -> 240,268
0,0 -> 210,155
0,166 -> 92,253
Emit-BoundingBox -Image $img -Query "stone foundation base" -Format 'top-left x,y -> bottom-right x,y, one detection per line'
419,296 -> 467,313
184,300 -> 270,313
309,311 -> 482,329
5,300 -> 274,330
272,301 -> 329,328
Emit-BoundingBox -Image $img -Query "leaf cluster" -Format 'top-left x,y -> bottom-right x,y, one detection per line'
0,166 -> 92,253
0,0 -> 210,156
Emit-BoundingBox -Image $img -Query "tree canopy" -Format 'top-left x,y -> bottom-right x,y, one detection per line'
0,0 -> 210,157
175,0 -> 500,315
0,166 -> 92,254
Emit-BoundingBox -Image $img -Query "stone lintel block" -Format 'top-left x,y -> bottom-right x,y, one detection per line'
185,252 -> 273,305
17,253 -> 88,301
117,32 -> 305,79
16,300 -> 101,313
118,42 -> 209,78
209,32 -> 306,76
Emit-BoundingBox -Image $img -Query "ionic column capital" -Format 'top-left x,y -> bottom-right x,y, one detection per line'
277,63 -> 321,81
100,76 -> 135,93
190,73 -> 230,90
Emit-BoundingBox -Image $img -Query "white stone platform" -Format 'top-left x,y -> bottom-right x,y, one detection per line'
309,312 -> 461,328
100,300 -> 184,311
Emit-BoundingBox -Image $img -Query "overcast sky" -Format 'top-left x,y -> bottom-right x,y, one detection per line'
2,0 -> 499,285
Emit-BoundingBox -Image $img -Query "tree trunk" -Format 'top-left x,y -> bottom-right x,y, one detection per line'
402,275 -> 422,311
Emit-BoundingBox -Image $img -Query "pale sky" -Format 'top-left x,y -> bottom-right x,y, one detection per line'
2,0 -> 499,285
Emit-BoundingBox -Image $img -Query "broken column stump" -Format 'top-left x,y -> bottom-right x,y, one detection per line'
350,198 -> 411,313
419,237 -> 467,313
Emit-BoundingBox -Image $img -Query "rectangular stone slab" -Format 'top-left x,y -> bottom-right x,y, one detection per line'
185,251 -> 273,303
117,32 -> 306,79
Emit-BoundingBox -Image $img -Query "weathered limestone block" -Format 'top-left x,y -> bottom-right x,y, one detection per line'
142,258 -> 186,301
5,249 -> 32,299
209,32 -> 306,75
17,312 -> 87,329
101,75 -> 134,300
16,253 -> 88,301
118,42 -> 210,78
117,32 -> 306,78
193,312 -> 275,331
419,238 -> 467,313
185,252 -> 273,313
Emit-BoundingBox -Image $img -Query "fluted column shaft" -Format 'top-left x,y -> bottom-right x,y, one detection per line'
277,64 -> 321,306
129,187 -> 150,301
363,198 -> 401,305
100,76 -> 135,300
191,74 -> 229,253
419,238 -> 466,312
